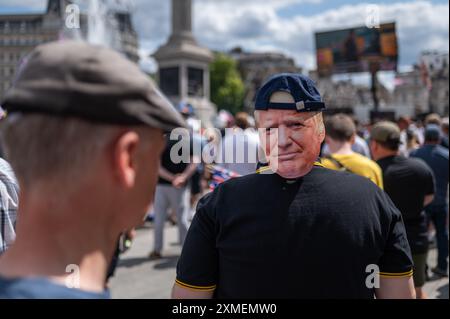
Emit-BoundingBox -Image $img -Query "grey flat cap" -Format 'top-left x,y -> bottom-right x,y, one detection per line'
1,40 -> 186,131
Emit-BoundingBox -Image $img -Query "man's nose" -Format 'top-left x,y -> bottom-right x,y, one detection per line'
277,126 -> 291,148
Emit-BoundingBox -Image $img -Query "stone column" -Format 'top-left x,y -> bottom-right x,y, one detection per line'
204,68 -> 210,99
180,61 -> 188,100
172,0 -> 192,38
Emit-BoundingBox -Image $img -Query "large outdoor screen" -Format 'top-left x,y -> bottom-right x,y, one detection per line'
315,22 -> 398,76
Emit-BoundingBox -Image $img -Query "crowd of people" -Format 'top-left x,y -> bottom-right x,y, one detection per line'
149,106 -> 448,298
0,40 -> 448,299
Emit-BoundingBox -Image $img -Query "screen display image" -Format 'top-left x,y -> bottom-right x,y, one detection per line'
315,23 -> 398,76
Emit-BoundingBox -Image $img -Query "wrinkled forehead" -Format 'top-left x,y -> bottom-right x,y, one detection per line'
256,109 -> 317,127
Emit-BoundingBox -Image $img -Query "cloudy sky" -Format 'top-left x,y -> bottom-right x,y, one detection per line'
1,0 -> 449,84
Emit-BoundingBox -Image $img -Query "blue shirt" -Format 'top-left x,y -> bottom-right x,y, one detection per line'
410,144 -> 449,207
0,276 -> 110,299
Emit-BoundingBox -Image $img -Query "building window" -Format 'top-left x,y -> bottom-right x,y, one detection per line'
3,22 -> 10,33
188,67 -> 204,97
159,67 -> 180,97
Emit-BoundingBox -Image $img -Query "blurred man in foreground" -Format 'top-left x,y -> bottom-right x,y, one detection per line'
0,41 -> 185,298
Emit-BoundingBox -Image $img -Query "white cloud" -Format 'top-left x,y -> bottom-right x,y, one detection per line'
191,1 -> 449,72
1,0 -> 448,74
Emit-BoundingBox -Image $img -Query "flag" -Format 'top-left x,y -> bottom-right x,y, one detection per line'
206,165 -> 241,190
393,77 -> 404,87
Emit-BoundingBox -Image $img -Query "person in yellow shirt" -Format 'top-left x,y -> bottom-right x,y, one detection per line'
322,114 -> 383,189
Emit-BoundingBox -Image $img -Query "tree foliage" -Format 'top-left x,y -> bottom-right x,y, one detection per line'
210,53 -> 245,114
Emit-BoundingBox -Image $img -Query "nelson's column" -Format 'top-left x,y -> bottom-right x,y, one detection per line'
153,0 -> 216,126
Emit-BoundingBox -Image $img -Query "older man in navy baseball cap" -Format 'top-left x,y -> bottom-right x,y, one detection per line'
254,73 -> 326,178
172,73 -> 416,300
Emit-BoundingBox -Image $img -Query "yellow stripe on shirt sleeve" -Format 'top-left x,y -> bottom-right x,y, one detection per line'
379,269 -> 414,278
175,279 -> 217,291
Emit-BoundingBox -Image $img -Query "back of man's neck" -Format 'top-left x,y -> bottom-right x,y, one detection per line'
377,152 -> 399,161
0,203 -> 117,293
329,142 -> 354,155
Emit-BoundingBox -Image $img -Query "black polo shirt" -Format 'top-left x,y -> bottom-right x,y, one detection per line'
176,166 -> 413,299
158,135 -> 192,185
377,155 -> 435,254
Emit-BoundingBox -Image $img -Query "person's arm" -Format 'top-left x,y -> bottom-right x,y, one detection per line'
159,166 -> 175,182
375,276 -> 416,299
376,190 -> 416,299
183,160 -> 200,179
172,161 -> 199,188
172,282 -> 215,299
418,158 -> 435,208
172,192 -> 219,299
424,194 -> 434,207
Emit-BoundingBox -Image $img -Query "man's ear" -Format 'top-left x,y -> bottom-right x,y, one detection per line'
350,134 -> 356,145
319,125 -> 326,144
113,131 -> 140,188
316,113 -> 326,143
369,140 -> 377,154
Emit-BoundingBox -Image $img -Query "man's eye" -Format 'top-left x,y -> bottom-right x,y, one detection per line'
289,123 -> 304,128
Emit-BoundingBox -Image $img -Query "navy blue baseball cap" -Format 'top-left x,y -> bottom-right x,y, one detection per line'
425,124 -> 441,141
255,73 -> 326,112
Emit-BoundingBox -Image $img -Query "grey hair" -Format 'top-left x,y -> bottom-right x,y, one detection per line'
315,112 -> 325,135
0,114 -> 120,188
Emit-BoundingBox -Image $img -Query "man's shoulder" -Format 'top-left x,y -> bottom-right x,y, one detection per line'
347,153 -> 380,170
199,173 -> 263,202
412,145 -> 449,160
321,154 -> 381,178
401,156 -> 434,177
315,166 -> 380,188
216,172 -> 268,192
196,173 -> 272,218
316,166 -> 397,211
434,145 -> 449,160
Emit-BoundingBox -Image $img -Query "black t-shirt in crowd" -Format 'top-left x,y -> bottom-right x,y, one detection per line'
176,166 -> 413,299
377,155 -> 435,254
158,135 -> 193,185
